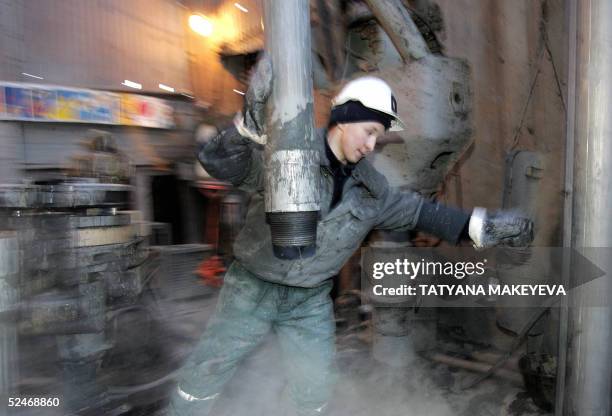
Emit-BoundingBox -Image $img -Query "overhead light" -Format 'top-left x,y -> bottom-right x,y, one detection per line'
22,72 -> 44,80
234,2 -> 248,12
159,83 -> 175,92
189,14 -> 213,37
122,80 -> 142,89
232,89 -> 245,96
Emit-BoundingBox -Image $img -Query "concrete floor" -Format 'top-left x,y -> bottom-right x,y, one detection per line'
151,286 -> 551,416
11,273 -> 551,416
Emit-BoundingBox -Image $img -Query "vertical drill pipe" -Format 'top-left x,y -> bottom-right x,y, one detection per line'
263,0 -> 320,251
564,0 -> 612,414
555,0 -> 577,414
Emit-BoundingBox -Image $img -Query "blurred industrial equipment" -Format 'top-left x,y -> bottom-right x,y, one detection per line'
0,131 -> 218,415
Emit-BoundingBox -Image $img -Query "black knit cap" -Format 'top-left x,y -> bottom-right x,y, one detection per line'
328,100 -> 393,130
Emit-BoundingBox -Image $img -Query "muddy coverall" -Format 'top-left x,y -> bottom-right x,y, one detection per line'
168,126 -> 469,415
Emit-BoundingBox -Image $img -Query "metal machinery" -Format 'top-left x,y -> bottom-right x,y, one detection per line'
341,0 -> 473,368
0,132 -> 215,415
0,181 -> 135,415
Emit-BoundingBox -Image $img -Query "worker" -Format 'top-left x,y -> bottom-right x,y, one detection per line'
167,57 -> 533,416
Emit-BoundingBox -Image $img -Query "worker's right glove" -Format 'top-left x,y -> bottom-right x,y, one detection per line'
234,54 -> 273,145
197,55 -> 272,184
468,207 -> 534,250
197,126 -> 255,184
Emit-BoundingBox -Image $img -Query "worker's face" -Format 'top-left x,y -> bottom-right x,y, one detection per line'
339,121 -> 386,163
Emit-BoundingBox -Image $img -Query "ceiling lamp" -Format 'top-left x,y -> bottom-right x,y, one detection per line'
189,14 -> 213,37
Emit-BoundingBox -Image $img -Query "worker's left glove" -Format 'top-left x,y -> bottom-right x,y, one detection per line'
234,54 -> 273,145
468,207 -> 534,250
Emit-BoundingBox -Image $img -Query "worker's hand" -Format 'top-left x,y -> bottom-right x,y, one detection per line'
197,125 -> 255,185
468,207 -> 534,250
234,54 -> 273,145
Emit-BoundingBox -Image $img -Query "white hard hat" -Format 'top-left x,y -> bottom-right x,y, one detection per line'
332,76 -> 405,131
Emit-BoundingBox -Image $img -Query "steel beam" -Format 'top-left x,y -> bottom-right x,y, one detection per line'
563,0 -> 612,414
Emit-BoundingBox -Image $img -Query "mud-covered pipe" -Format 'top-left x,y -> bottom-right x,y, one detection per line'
263,0 -> 320,259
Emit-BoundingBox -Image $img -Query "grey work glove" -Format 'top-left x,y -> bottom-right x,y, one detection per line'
197,125 -> 255,185
468,207 -> 534,250
197,55 -> 272,184
234,54 -> 273,144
